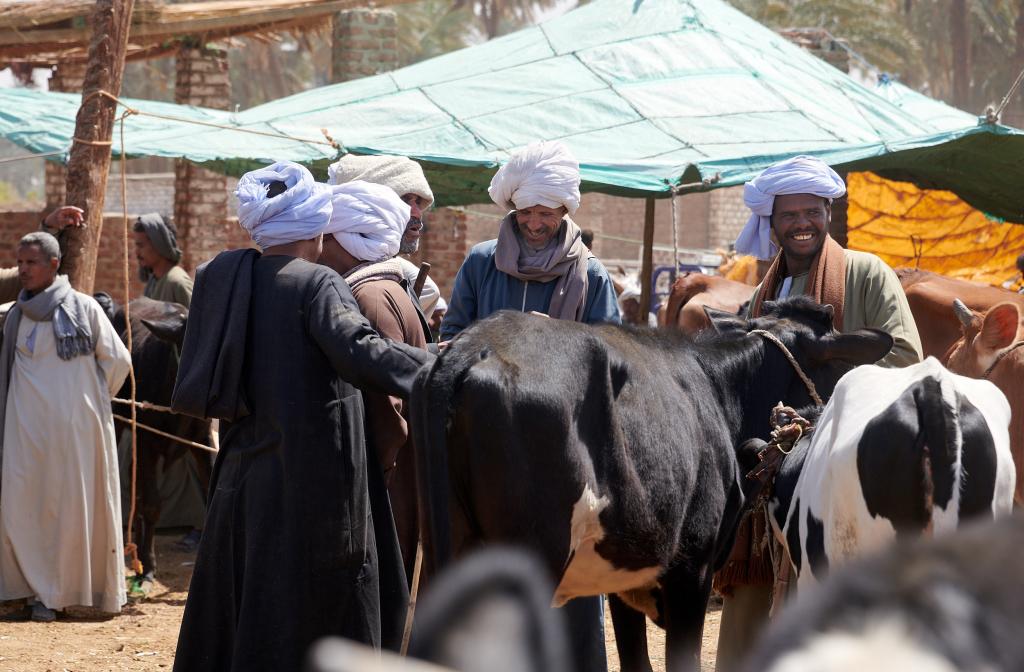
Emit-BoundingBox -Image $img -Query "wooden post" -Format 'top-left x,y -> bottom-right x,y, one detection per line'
61,0 -> 136,292
639,198 -> 656,317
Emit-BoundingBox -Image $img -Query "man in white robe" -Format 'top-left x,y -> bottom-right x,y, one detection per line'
0,232 -> 131,622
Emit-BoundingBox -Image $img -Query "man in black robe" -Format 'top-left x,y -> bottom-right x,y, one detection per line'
171,161 -> 434,672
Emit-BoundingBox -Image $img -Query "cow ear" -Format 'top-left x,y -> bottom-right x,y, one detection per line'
980,303 -> 1020,351
704,305 -> 744,333
806,328 -> 893,365
140,316 -> 187,347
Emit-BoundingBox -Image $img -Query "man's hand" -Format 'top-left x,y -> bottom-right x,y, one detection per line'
43,205 -> 85,231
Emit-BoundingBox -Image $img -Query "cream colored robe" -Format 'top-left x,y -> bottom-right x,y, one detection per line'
0,297 -> 131,612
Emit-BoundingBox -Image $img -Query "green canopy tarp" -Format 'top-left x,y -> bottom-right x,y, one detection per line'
1,0 -> 1021,221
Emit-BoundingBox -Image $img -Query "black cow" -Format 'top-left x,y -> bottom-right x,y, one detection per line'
107,297 -> 212,581
411,297 -> 893,671
744,512 -> 1024,672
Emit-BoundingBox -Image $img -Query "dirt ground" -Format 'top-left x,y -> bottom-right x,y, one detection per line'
0,533 -> 721,671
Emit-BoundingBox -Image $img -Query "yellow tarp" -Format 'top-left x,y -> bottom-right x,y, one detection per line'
847,171 -> 1024,287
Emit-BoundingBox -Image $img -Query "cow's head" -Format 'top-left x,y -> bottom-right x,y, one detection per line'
946,299 -> 1023,378
140,310 -> 188,349
705,296 -> 893,408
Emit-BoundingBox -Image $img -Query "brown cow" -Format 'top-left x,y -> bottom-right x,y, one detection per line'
946,300 -> 1024,504
896,268 -> 1024,360
662,271 -> 755,334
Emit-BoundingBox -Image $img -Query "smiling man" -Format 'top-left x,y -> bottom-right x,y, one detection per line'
737,155 -> 921,367
440,141 -> 620,342
715,155 -> 922,672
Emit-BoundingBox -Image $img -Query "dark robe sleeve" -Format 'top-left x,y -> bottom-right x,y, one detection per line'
308,273 -> 434,399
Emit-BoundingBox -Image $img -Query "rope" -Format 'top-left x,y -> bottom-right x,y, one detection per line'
0,150 -> 66,164
994,66 -> 1024,123
748,329 -> 824,407
983,340 -> 1024,379
72,138 -> 113,147
112,397 -> 175,414
116,106 -> 143,578
81,89 -> 338,149
113,414 -> 217,453
670,191 -> 680,281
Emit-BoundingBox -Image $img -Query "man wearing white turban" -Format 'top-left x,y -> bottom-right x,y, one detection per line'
318,180 -> 429,588
441,141 -> 620,342
328,153 -> 441,321
439,140 -> 617,672
714,155 -> 922,672
172,161 -> 435,671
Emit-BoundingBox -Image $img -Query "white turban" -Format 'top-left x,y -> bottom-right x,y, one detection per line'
328,154 -> 434,206
488,141 -> 581,215
323,180 -> 411,263
236,161 -> 332,250
735,155 -> 846,260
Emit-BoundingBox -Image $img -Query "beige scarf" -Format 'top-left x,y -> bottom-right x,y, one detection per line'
494,213 -> 591,322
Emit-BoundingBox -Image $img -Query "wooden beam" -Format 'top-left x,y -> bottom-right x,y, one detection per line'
61,0 -> 136,293
639,198 -> 656,319
0,0 -> 407,49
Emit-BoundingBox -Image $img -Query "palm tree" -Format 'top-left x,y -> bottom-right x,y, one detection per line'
397,0 -> 477,65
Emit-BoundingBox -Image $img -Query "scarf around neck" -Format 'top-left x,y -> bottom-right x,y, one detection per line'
0,275 -> 95,459
750,234 -> 847,330
494,213 -> 591,322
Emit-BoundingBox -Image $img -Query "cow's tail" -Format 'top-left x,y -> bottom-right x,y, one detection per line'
914,374 -> 962,535
411,353 -> 458,578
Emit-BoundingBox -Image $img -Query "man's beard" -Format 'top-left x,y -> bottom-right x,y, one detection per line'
399,217 -> 423,254
138,265 -> 153,282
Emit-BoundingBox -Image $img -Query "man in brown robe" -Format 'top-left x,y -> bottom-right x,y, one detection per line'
319,179 -> 428,583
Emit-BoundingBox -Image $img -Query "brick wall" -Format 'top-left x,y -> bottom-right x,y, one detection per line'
331,9 -> 399,82
174,46 -> 231,272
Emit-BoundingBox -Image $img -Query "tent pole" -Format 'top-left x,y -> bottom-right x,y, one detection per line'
62,0 -> 136,293
640,197 -> 656,319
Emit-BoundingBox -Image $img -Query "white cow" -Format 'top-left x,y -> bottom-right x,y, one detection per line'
763,357 -> 1015,592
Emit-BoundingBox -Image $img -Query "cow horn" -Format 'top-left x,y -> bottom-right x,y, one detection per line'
953,298 -> 974,326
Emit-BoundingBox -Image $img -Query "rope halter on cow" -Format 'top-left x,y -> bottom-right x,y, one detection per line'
747,329 -> 824,407
746,403 -> 813,495
983,341 -> 1024,380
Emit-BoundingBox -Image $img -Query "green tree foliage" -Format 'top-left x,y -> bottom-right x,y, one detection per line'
397,0 -> 477,65
727,0 -> 1023,117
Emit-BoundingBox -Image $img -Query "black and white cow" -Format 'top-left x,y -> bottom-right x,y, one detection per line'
411,297 -> 893,671
744,512 -> 1024,672
761,356 -> 1014,592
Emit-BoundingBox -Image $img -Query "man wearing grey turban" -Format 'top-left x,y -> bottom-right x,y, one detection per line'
127,213 -> 203,550
133,213 -> 192,308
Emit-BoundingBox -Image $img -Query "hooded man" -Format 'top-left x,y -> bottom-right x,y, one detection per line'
440,141 -> 620,342
0,232 -> 131,622
439,141 -> 616,672
714,155 -> 923,672
125,213 -> 204,548
133,213 -> 192,307
318,180 -> 427,584
171,161 -> 434,672
329,154 -> 441,324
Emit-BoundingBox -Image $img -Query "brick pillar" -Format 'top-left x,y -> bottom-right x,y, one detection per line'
174,45 -> 230,271
331,9 -> 399,83
45,62 -> 88,210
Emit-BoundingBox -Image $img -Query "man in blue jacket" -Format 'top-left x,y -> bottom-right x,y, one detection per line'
440,141 -> 620,342
440,141 -> 617,672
